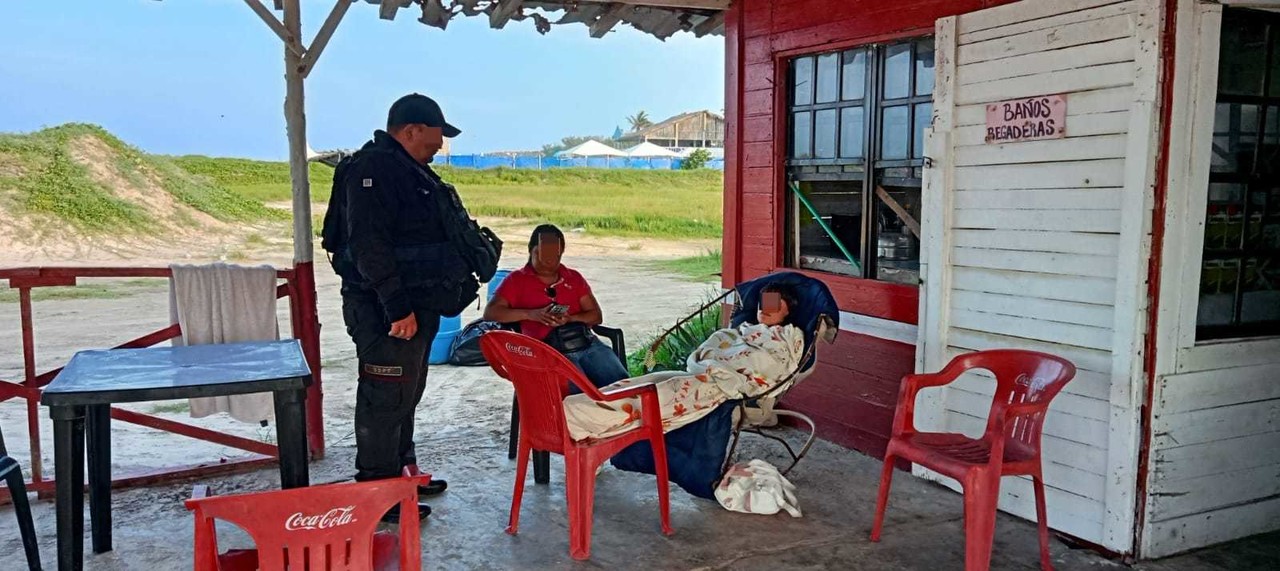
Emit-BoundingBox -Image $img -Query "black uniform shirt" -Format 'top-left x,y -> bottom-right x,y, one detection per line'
344,130 -> 448,322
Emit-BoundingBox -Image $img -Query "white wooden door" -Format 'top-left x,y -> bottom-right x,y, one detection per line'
917,0 -> 1162,553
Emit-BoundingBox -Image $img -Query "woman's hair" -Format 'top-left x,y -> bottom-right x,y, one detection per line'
759,283 -> 801,325
527,223 -> 566,264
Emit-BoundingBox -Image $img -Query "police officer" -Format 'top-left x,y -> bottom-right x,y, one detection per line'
333,94 -> 461,522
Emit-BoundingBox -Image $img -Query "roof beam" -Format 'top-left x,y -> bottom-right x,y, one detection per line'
419,0 -> 452,29
647,10 -> 686,40
242,0 -> 305,57
301,0 -> 354,78
573,0 -> 729,10
589,4 -> 631,38
692,11 -> 723,37
379,0 -> 402,20
489,0 -> 524,29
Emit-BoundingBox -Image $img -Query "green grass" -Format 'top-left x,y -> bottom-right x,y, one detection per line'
1,125 -> 722,240
626,299 -> 723,376
0,126 -> 150,231
651,250 -> 722,281
171,155 -> 336,205
0,124 -> 281,230
149,402 -> 191,415
0,279 -> 166,304
448,167 -> 722,239
173,157 -> 724,239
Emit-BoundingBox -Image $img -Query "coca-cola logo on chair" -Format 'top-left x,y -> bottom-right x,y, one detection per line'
504,342 -> 534,357
285,506 -> 357,531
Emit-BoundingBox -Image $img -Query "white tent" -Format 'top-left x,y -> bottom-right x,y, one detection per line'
675,146 -> 725,159
556,139 -> 627,157
623,141 -> 680,158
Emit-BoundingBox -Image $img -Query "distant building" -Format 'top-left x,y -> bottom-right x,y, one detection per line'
617,110 -> 724,150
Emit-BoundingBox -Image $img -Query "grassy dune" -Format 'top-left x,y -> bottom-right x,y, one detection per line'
173,157 -> 724,239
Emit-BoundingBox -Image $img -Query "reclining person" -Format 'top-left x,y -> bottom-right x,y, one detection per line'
563,284 -> 805,442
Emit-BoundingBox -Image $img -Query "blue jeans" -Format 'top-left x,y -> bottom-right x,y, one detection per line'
564,337 -> 630,390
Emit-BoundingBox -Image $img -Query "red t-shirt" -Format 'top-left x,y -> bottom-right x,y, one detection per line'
493,264 -> 593,340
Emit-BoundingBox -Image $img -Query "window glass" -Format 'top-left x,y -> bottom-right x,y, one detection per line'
881,106 -> 910,160
786,38 -> 934,286
1198,9 -> 1280,340
793,181 -> 864,277
792,111 -> 812,159
793,57 -> 815,106
875,186 -> 922,285
915,41 -> 935,96
1218,15 -> 1267,96
816,52 -> 840,104
883,43 -> 912,100
913,103 -> 933,158
815,109 -> 838,159
1211,103 -> 1260,173
840,107 -> 865,159
842,49 -> 867,101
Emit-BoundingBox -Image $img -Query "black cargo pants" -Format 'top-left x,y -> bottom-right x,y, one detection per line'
342,292 -> 442,481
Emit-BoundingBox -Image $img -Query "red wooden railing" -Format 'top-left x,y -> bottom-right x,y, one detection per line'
0,265 -> 324,500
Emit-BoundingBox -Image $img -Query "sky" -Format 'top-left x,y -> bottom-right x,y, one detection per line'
0,1 -> 725,159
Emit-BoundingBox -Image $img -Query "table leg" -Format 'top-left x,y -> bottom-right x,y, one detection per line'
86,404 -> 112,554
274,387 -> 310,489
52,405 -> 86,571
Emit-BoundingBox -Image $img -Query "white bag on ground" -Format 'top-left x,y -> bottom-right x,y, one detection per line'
714,459 -> 802,517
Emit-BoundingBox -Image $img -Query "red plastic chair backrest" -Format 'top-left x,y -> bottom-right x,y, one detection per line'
185,476 -> 423,571
951,350 -> 1075,454
480,330 -> 609,451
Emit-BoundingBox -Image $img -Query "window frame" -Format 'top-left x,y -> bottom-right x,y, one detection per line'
1155,2 -> 1280,375
784,37 -> 934,284
1197,7 -> 1280,341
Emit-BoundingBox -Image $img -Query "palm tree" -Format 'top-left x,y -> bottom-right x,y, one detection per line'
626,111 -> 653,132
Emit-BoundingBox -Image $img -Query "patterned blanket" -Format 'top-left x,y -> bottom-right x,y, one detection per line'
563,322 -> 804,441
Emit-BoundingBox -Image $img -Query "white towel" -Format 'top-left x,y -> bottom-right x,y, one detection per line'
168,263 -> 279,423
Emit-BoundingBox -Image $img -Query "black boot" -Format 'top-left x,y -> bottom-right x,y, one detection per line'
418,478 -> 448,497
381,502 -> 431,524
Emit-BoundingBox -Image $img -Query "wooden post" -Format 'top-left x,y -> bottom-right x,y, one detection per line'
19,288 -> 42,484
282,0 -> 309,259
281,0 -> 325,459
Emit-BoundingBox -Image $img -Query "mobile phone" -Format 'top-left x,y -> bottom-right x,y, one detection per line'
548,304 -> 569,315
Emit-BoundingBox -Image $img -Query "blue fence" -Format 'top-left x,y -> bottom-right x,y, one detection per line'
434,154 -> 725,171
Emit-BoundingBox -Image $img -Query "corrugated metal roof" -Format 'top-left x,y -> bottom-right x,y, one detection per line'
363,1 -> 726,40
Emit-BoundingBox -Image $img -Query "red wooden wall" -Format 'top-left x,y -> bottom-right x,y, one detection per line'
721,0 -> 1020,457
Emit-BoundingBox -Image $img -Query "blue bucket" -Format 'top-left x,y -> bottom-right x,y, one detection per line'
428,314 -> 464,365
488,269 -> 514,301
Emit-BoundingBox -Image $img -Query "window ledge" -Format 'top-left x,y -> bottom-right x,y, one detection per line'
1176,335 -> 1280,374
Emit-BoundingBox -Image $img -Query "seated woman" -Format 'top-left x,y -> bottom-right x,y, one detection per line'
563,284 -> 804,442
483,224 -> 630,388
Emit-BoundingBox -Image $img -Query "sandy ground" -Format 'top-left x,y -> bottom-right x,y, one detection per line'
0,220 -> 719,475
3,225 -> 1275,570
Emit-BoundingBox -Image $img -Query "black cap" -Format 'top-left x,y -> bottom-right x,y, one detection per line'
387,93 -> 461,138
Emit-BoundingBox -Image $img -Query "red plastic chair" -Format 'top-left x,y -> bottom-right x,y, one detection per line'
479,330 -> 673,560
870,350 -> 1075,571
184,470 -> 431,570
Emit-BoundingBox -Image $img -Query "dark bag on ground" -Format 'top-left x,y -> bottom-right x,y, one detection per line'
448,319 -> 504,366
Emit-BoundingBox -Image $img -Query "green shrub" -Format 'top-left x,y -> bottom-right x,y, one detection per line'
626,299 -> 724,376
